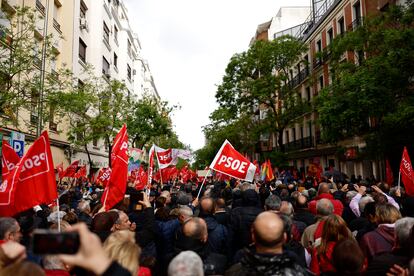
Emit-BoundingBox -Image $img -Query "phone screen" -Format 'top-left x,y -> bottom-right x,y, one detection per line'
32,230 -> 80,255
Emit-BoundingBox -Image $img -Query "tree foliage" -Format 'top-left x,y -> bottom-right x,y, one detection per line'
316,3 -> 414,158
0,6 -> 67,129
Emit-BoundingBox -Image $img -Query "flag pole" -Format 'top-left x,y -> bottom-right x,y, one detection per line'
398,171 -> 401,190
56,197 -> 61,232
197,169 -> 211,199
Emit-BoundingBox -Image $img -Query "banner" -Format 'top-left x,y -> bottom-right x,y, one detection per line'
128,148 -> 144,172
209,140 -> 256,182
154,145 -> 191,169
102,124 -> 129,210
0,131 -> 58,216
2,140 -> 21,179
63,160 -> 79,178
400,147 -> 414,196
134,167 -> 147,190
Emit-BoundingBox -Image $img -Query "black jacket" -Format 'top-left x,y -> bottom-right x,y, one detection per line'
293,209 -> 316,226
366,248 -> 411,276
229,206 -> 262,253
225,246 -> 308,276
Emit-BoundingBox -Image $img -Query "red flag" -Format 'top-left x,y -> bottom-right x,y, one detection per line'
209,140 -> 257,182
63,160 -> 79,178
101,124 -> 129,210
2,140 -> 21,179
134,167 -> 147,190
266,159 -> 275,181
147,145 -> 155,189
385,159 -> 394,185
400,147 -> 414,196
56,163 -> 64,180
74,165 -> 87,179
96,167 -> 111,187
0,131 -> 58,216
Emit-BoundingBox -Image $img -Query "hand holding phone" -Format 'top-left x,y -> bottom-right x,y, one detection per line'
33,229 -> 80,255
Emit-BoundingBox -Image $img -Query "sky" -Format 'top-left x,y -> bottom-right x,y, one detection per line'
124,0 -> 311,151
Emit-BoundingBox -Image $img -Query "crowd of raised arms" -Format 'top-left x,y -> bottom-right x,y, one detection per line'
1,173 -> 414,276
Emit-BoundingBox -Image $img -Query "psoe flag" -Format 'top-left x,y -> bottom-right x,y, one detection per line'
209,140 -> 256,182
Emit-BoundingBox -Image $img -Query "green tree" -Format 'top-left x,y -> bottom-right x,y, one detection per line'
127,94 -> 175,148
213,36 -> 309,153
0,6 -> 67,132
61,69 -> 130,169
316,3 -> 414,161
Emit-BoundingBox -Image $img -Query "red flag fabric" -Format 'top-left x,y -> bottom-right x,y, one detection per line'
386,159 -> 394,185
147,145 -> 155,189
134,167 -> 147,190
56,162 -> 64,180
400,147 -> 414,196
0,131 -> 58,216
101,124 -> 129,210
266,159 -> 275,181
74,166 -> 87,179
209,140 -> 257,182
63,160 -> 79,178
1,140 -> 21,179
96,167 -> 111,187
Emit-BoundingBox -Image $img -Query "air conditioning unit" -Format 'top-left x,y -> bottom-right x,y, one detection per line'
79,18 -> 88,30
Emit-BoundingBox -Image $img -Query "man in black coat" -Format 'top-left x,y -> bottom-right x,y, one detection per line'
225,211 -> 307,276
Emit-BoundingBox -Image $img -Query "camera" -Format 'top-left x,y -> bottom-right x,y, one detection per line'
130,191 -> 144,211
32,229 -> 80,255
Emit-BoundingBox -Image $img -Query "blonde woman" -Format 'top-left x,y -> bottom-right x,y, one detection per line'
103,231 -> 140,275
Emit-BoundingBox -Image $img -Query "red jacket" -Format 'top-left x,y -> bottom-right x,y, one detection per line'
310,241 -> 336,275
308,193 -> 344,216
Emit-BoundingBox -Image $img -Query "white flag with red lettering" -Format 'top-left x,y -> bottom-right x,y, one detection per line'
154,145 -> 191,169
209,140 -> 256,182
0,131 -> 58,217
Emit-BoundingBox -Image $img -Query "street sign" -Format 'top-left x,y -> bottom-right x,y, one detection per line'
11,131 -> 25,157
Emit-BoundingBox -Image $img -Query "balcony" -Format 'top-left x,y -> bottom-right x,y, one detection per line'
53,19 -> 62,34
348,17 -> 363,31
284,136 -> 314,152
288,67 -> 310,88
36,0 -> 45,16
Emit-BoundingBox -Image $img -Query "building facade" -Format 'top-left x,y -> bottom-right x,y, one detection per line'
254,0 -> 403,179
1,0 -> 158,172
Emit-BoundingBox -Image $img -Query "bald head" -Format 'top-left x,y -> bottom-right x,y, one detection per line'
318,183 -> 330,195
183,217 -> 208,243
200,197 -> 214,216
252,212 -> 285,250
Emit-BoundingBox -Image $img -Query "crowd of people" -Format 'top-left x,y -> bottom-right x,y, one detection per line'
1,173 -> 414,276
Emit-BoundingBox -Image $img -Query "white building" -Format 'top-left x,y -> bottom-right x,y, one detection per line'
70,0 -> 158,170
268,6 -> 311,40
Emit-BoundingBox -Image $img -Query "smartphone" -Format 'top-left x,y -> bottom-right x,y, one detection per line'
130,192 -> 144,211
32,229 -> 80,255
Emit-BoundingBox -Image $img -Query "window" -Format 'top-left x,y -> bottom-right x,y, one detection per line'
93,137 -> 98,147
80,0 -> 87,18
103,22 -> 110,44
127,39 -> 132,57
319,75 -> 324,91
327,28 -> 333,45
316,40 -> 322,52
306,87 -> 311,102
102,56 -> 110,75
127,64 -> 132,81
114,25 -> 118,42
353,1 -> 362,28
114,52 -> 118,68
285,131 -> 289,144
292,128 -> 296,141
338,17 -> 345,35
79,38 -> 86,62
